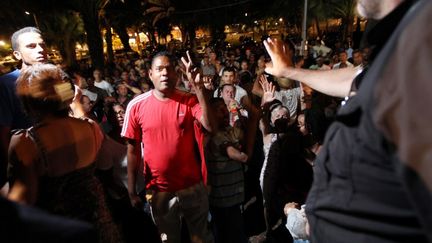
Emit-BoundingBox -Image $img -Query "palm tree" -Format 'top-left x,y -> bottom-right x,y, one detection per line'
39,10 -> 85,67
69,0 -> 107,69
142,0 -> 175,45
330,0 -> 356,41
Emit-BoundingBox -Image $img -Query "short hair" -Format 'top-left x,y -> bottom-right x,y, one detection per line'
151,51 -> 176,67
16,63 -> 75,120
11,27 -> 41,51
222,66 -> 236,75
220,83 -> 236,92
352,49 -> 362,55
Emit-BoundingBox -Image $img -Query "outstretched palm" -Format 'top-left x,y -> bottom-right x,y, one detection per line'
263,38 -> 294,78
259,75 -> 276,106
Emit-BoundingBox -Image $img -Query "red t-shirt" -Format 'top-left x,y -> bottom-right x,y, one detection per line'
121,90 -> 203,192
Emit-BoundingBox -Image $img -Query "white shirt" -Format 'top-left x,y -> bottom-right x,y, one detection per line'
276,87 -> 302,120
94,80 -> 115,96
332,61 -> 354,69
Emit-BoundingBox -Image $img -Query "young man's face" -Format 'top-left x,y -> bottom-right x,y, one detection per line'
93,69 -> 102,81
149,56 -> 176,93
13,32 -> 47,68
353,52 -> 363,66
221,71 -> 236,85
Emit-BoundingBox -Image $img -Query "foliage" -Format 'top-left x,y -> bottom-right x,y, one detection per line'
39,10 -> 86,66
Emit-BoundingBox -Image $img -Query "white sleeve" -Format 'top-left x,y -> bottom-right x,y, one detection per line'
285,208 -> 308,240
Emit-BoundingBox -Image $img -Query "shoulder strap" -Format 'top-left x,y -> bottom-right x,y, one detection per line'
27,127 -> 50,170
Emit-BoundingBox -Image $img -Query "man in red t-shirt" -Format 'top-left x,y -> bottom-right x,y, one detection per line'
122,51 -> 215,243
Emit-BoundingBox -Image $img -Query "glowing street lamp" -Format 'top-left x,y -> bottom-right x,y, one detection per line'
25,10 -> 40,29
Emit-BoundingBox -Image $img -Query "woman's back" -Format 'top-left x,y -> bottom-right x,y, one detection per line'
9,117 -> 122,243
32,117 -> 103,176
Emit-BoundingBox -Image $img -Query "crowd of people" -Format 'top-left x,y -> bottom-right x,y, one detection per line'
1,0 -> 432,242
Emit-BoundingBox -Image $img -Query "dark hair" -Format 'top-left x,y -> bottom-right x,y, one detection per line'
11,27 -> 41,51
222,66 -> 236,75
107,102 -> 126,128
151,51 -> 176,67
352,49 -> 362,55
268,100 -> 290,122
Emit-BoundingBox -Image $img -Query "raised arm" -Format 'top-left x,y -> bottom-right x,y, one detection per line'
259,77 -> 276,137
181,51 -> 216,133
263,38 -> 359,98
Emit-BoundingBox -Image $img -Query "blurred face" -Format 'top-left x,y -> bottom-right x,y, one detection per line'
93,69 -> 102,81
353,52 -> 363,66
149,55 -> 176,93
270,106 -> 289,125
13,32 -> 47,69
209,52 -> 217,60
221,71 -> 236,85
339,52 -> 348,63
121,71 -> 129,81
221,85 -> 235,104
356,0 -> 398,20
117,84 -> 128,96
257,58 -> 266,69
81,96 -> 93,114
113,104 -> 125,127
141,82 -> 150,93
297,114 -> 308,135
138,69 -> 147,78
203,55 -> 209,64
241,61 -> 248,71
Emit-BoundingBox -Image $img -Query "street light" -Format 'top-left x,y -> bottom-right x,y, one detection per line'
25,11 -> 40,29
301,0 -> 308,56
0,40 -> 5,46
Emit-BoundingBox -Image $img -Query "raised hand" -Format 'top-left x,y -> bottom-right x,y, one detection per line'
181,51 -> 204,92
263,38 -> 294,78
259,75 -> 276,106
202,75 -> 214,91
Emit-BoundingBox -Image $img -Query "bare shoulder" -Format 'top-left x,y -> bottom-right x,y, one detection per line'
9,131 -> 38,166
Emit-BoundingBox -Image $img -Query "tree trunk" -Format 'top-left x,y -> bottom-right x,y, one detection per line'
64,39 -> 77,67
186,23 -> 196,51
80,3 -> 104,70
113,25 -> 131,51
314,17 -> 321,39
105,26 -> 114,64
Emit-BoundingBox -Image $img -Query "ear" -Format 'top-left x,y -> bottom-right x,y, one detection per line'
13,50 -> 22,61
148,69 -> 154,81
